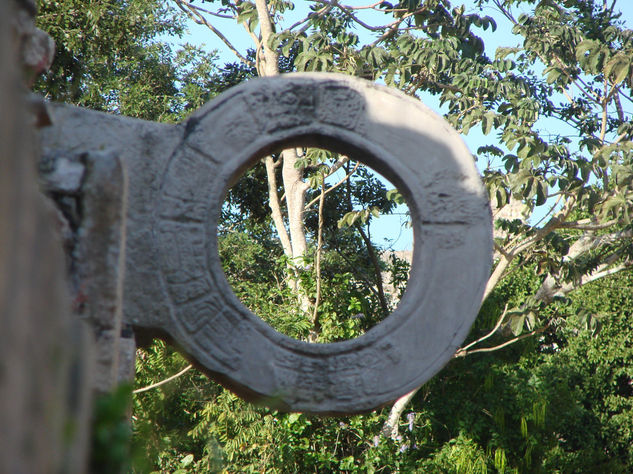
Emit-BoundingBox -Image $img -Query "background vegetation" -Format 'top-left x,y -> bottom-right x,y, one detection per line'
36,0 -> 633,471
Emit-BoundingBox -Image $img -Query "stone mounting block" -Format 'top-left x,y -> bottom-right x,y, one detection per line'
40,73 -> 492,414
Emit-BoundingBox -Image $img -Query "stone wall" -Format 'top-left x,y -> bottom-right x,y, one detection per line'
0,2 -> 92,472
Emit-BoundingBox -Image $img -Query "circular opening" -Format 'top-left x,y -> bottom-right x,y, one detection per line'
218,146 -> 413,343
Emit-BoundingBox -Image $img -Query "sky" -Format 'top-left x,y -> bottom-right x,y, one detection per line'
171,0 -> 633,251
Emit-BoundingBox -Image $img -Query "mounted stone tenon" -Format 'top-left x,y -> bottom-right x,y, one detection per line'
40,73 -> 493,414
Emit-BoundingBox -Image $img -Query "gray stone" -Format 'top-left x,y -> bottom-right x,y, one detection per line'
40,154 -> 85,193
13,3 -> 55,79
40,73 -> 493,414
1,2 -> 92,472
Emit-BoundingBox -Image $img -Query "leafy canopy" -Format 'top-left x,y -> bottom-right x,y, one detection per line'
35,0 -> 633,472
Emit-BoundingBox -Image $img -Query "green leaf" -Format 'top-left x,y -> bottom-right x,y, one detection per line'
575,39 -> 596,62
605,54 -> 631,85
338,211 -> 360,228
180,454 -> 194,466
509,314 -> 526,336
339,456 -> 356,470
545,66 -> 561,84
403,0 -> 418,12
386,189 -> 405,204
535,180 -> 547,206
287,413 -> 301,424
520,416 -> 528,439
494,448 -> 507,472
495,46 -> 520,60
496,188 -> 508,207
396,34 -> 416,55
482,111 -> 495,135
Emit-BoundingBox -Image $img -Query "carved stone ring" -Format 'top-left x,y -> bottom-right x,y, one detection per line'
149,73 -> 492,413
43,73 -> 492,414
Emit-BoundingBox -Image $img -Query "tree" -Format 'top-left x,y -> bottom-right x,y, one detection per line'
35,0 -> 633,471
173,0 -> 417,343
167,0 -> 633,439
35,0 -> 219,121
409,270 -> 633,472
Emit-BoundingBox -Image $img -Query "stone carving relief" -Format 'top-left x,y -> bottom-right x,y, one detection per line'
39,73 -> 493,414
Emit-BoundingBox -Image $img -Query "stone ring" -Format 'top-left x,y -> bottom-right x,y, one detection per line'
152,73 -> 492,413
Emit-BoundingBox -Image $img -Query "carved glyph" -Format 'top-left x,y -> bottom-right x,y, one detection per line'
40,73 -> 493,414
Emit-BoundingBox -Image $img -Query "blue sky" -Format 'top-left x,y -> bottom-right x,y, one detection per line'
172,1 -> 633,251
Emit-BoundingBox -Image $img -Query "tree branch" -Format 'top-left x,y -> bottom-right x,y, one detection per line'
254,0 -> 279,76
503,195 -> 575,259
535,227 -> 632,305
326,154 -> 350,177
332,245 -> 383,302
179,0 -> 236,19
326,0 -> 385,32
288,4 -> 332,33
382,219 -> 629,439
495,1 -> 600,106
381,388 -> 419,440
172,0 -> 254,67
264,156 -> 293,258
282,149 -> 310,260
133,365 -> 193,394
355,223 -> 389,314
559,218 -> 618,231
455,304 -> 509,355
492,0 -> 516,23
386,206 -> 625,432
483,254 -> 513,301
453,324 -> 550,358
564,228 -> 633,262
570,260 -> 631,288
309,175 -> 326,341
304,160 -> 358,210
382,305 -> 546,436
538,259 -> 632,304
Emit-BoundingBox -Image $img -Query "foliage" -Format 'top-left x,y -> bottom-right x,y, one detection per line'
35,0 -> 633,472
35,0 -> 219,122
219,149 -> 404,339
171,0 -> 633,337
129,269 -> 633,472
90,384 -> 134,473
416,271 -> 633,473
132,341 -> 224,472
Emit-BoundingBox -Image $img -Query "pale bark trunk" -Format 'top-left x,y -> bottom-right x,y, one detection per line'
282,148 -> 310,262
264,156 -> 293,257
254,0 -> 279,77
255,0 -> 312,318
535,229 -> 633,304
381,388 -> 419,439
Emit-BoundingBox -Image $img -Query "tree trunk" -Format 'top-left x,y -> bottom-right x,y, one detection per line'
255,0 -> 313,319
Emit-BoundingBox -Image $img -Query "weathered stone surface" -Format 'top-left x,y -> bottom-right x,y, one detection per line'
39,154 -> 85,193
38,145 -> 137,394
12,1 -> 55,80
40,73 -> 493,414
1,2 -> 92,472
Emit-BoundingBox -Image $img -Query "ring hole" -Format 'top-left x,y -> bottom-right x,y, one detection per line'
218,146 -> 412,342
